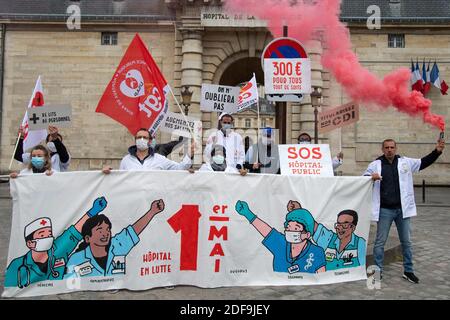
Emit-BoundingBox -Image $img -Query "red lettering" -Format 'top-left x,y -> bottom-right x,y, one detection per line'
208,225 -> 228,241
298,147 -> 311,159
209,243 -> 225,257
287,147 -> 297,159
312,147 -> 322,159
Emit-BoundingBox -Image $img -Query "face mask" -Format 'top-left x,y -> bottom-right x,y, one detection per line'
285,231 -> 303,243
149,139 -> 157,149
47,142 -> 57,153
135,138 -> 149,151
31,157 -> 45,170
261,136 -> 272,146
298,140 -> 311,145
212,155 -> 225,165
33,237 -> 54,252
221,123 -> 232,131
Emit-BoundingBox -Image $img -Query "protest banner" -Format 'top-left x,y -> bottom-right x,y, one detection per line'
200,84 -> 240,114
279,144 -> 334,176
159,111 -> 202,139
3,171 -> 371,297
319,102 -> 359,133
27,105 -> 72,130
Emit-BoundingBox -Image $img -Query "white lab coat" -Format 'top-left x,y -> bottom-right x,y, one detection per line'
204,130 -> 245,169
364,156 -> 421,221
120,152 -> 191,171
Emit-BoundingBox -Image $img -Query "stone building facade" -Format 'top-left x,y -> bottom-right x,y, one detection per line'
0,0 -> 448,183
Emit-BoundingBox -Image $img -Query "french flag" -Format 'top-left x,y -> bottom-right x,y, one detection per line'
421,60 -> 431,96
411,60 -> 423,92
430,62 -> 449,95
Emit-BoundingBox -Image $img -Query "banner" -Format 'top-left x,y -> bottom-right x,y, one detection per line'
264,58 -> 311,94
21,76 -> 48,152
319,102 -> 359,133
279,144 -> 334,176
3,171 -> 372,298
95,33 -> 169,136
200,84 -> 240,114
237,73 -> 258,112
159,111 -> 202,139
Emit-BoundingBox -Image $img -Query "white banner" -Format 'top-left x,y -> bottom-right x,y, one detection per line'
3,171 -> 372,297
159,111 -> 202,139
200,84 -> 240,114
279,144 -> 334,176
264,58 -> 311,94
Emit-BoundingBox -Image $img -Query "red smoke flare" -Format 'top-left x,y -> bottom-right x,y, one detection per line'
224,0 -> 445,131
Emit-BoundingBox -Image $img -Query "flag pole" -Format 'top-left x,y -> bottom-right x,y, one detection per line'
8,132 -> 21,170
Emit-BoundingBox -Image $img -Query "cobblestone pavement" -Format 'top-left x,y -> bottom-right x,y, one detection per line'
0,182 -> 449,300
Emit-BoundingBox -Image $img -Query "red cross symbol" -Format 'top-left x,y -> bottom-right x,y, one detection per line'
40,219 -> 48,226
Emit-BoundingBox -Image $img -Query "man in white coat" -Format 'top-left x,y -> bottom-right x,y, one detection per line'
204,113 -> 247,174
364,138 -> 445,283
103,128 -> 193,172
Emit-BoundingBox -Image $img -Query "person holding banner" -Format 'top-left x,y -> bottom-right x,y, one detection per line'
14,125 -> 71,172
365,138 -> 445,283
205,113 -> 246,174
234,200 -> 326,274
10,145 -> 54,178
297,132 -> 344,170
287,200 -> 366,270
102,128 -> 193,173
199,144 -> 247,175
64,199 -> 165,278
246,127 -> 280,174
4,197 -> 107,288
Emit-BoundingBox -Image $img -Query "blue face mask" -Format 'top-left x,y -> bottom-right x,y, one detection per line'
31,157 -> 45,170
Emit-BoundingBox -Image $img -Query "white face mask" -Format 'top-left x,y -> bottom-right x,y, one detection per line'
298,141 -> 311,145
136,138 -> 149,151
47,142 -> 57,153
285,231 -> 303,243
212,155 -> 225,165
261,136 -> 273,146
33,237 -> 54,252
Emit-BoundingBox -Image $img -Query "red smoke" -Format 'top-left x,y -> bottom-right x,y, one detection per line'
224,0 -> 445,131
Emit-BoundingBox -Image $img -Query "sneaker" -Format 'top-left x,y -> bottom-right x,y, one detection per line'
402,272 -> 419,283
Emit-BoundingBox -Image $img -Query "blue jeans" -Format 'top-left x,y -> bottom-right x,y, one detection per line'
373,208 -> 413,273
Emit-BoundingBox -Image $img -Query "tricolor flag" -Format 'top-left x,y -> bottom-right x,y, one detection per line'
421,60 -> 431,96
237,73 -> 259,112
430,62 -> 449,95
22,76 -> 47,151
411,60 -> 423,92
96,33 -> 170,135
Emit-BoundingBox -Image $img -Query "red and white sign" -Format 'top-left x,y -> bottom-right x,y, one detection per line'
319,102 -> 359,133
278,144 -> 334,176
262,37 -> 311,95
96,33 -> 169,135
21,76 -> 48,152
264,58 -> 311,94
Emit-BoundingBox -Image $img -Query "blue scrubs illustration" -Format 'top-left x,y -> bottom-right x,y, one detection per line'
64,199 -> 165,278
235,200 -> 326,274
4,197 -> 108,288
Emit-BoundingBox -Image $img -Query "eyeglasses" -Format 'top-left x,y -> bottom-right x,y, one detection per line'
334,222 -> 354,230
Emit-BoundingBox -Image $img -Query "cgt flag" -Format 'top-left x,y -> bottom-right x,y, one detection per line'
22,76 -> 47,151
96,34 -> 170,135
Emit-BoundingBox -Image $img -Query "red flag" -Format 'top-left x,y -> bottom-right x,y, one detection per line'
441,80 -> 449,95
96,34 -> 169,135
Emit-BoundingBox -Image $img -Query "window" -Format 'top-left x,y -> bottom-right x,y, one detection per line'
245,119 -> 251,128
388,34 -> 405,48
261,119 -> 267,128
101,32 -> 118,45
